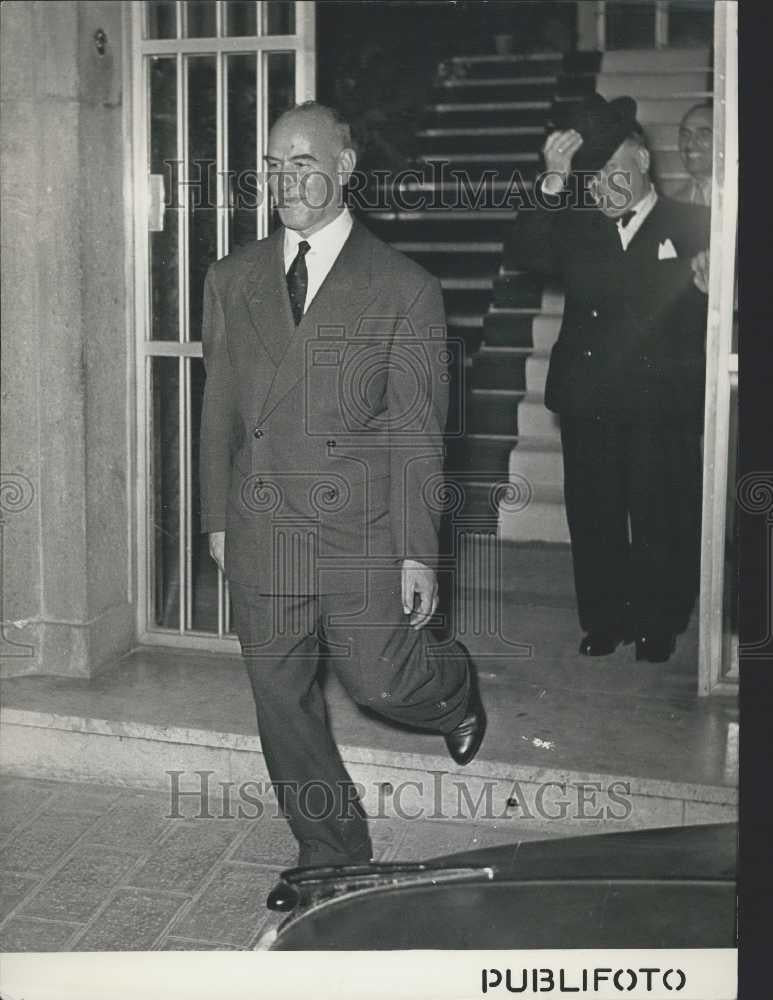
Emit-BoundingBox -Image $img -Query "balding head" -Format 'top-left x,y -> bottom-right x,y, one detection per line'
266,103 -> 357,236
274,101 -> 355,155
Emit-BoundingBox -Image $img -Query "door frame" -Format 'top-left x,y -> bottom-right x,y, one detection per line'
698,0 -> 738,695
125,1 -> 316,652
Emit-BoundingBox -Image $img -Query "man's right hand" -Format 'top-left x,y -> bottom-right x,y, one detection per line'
541,129 -> 584,195
209,531 -> 225,574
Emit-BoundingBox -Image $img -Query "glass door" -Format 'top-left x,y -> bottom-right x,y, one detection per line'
131,1 -> 315,648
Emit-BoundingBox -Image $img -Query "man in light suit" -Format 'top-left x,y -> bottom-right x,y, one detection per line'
199,102 -> 485,874
506,95 -> 710,664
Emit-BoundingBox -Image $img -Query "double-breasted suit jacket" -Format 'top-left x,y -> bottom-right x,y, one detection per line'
505,195 -> 711,428
199,219 -> 450,595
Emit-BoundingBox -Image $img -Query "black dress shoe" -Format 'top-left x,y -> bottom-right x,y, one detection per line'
445,685 -> 486,766
578,631 -> 633,657
635,633 -> 676,663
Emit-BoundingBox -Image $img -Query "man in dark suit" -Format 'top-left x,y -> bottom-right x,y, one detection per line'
506,94 -> 710,663
199,102 -> 485,872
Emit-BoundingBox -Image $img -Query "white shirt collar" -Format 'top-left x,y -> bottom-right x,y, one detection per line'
282,207 -> 354,315
283,206 -> 353,266
617,186 -> 658,251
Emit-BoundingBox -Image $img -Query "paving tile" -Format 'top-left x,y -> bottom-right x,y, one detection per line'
19,846 -> 139,922
0,916 -> 81,952
126,822 -> 242,895
46,781 -> 124,814
230,815 -> 297,868
0,872 -> 40,921
169,863 -> 277,948
0,781 -> 60,840
83,791 -> 172,851
391,819 -> 477,861
0,810 -> 97,875
160,936 -> 239,950
72,889 -> 187,951
0,777 -> 62,797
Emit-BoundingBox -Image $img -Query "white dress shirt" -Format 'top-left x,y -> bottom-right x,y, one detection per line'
283,207 -> 354,314
617,186 -> 658,251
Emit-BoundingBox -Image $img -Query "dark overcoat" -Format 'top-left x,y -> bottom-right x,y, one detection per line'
505,195 -> 711,425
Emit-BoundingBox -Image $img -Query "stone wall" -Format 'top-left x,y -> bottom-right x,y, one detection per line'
1,1 -> 133,677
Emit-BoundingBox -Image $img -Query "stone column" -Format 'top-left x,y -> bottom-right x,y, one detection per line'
1,1 -> 133,677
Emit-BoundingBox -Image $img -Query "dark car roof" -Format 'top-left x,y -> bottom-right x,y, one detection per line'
270,823 -> 736,951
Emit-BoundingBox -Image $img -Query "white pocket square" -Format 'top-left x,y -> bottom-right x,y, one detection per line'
658,238 -> 678,260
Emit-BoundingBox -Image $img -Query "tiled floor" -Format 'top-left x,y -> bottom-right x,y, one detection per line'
0,774 -> 523,951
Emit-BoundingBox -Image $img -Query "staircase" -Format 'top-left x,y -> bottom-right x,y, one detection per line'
360,50 -> 599,532
359,45 -> 712,542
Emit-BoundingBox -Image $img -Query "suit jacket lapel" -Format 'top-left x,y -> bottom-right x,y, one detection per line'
257,220 -> 375,424
243,228 -> 294,368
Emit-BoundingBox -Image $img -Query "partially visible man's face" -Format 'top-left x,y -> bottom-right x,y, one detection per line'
265,111 -> 355,236
590,137 -> 651,218
679,106 -> 713,179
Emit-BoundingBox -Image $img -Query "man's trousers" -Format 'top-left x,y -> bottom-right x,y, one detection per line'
559,416 -> 702,638
229,571 -> 471,867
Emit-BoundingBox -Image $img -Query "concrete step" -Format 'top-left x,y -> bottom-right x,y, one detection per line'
468,388 -> 521,436
433,81 -> 557,104
531,312 -> 562,352
516,392 -> 561,439
525,351 -> 550,394
416,129 -> 543,155
419,151 -> 540,166
472,347 -> 528,392
597,71 -> 711,100
541,285 -> 565,314
397,245 -> 501,279
2,699 -> 735,846
453,433 -> 519,477
424,103 -> 551,129
493,271 -> 543,309
627,95 -> 714,126
447,317 -> 484,359
363,213 -> 514,244
509,437 -> 564,487
498,481 -> 570,544
600,48 -> 711,74
483,308 -> 538,349
441,285 -> 494,319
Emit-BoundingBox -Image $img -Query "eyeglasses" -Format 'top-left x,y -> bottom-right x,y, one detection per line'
678,127 -> 713,148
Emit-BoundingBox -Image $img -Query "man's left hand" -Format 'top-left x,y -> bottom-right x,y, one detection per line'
401,559 -> 438,630
691,249 -> 710,294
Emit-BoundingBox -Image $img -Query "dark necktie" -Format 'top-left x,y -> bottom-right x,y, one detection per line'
617,210 -> 636,229
286,239 -> 310,326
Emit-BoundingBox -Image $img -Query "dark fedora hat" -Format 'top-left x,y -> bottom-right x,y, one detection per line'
549,93 -> 640,173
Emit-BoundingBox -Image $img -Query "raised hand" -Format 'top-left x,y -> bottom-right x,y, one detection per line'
541,129 -> 584,195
